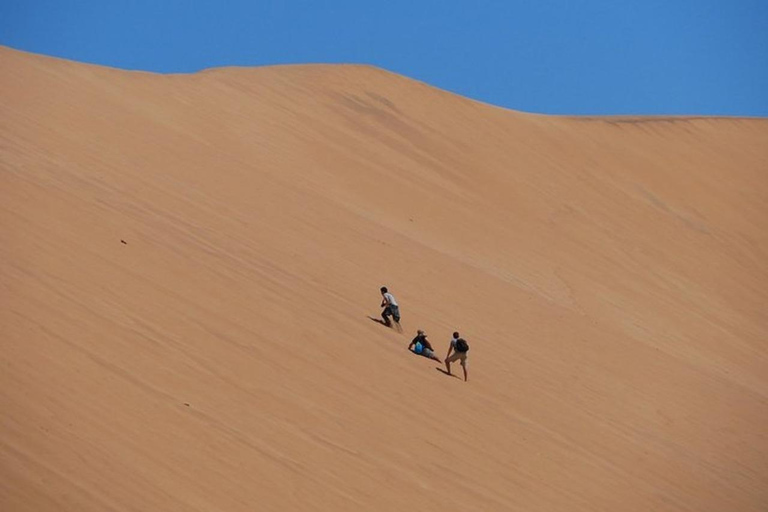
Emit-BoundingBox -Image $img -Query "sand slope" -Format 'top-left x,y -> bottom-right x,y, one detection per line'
1,46 -> 767,511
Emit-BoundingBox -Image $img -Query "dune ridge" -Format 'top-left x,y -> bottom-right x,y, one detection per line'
1,46 -> 767,511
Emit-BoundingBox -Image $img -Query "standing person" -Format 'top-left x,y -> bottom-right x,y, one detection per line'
445,331 -> 469,381
380,286 -> 401,328
408,329 -> 441,361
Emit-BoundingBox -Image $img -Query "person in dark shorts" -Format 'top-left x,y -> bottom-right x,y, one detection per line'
380,286 -> 400,327
408,329 -> 441,361
445,331 -> 469,381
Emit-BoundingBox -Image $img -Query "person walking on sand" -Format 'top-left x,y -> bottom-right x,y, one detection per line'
408,329 -> 441,361
380,286 -> 401,328
445,331 -> 469,381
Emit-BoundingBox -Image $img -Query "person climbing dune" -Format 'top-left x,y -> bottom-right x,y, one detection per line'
445,331 -> 469,381
379,286 -> 401,329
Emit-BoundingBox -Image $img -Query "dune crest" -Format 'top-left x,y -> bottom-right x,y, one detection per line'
2,46 -> 767,511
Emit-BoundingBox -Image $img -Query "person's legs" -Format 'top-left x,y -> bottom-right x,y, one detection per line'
381,307 -> 392,326
459,354 -> 468,381
445,351 -> 460,375
424,348 -> 440,361
445,352 -> 467,379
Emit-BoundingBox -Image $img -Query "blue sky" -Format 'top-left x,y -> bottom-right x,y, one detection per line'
2,1 -> 767,116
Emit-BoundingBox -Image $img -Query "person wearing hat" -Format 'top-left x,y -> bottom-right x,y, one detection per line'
408,329 -> 440,361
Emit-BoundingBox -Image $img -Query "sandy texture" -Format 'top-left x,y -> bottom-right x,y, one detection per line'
1,46 -> 767,511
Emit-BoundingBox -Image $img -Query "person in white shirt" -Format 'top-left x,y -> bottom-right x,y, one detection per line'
445,331 -> 469,381
379,286 -> 400,327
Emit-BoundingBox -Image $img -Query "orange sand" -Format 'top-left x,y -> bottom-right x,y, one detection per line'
2,46 -> 767,511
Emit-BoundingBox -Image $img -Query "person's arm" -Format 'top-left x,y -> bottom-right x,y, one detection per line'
446,342 -> 454,359
408,338 -> 416,350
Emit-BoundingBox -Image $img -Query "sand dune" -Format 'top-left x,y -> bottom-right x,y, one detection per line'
1,46 -> 767,511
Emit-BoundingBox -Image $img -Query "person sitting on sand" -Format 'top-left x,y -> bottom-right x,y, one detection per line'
445,331 -> 469,382
408,329 -> 441,361
380,286 -> 401,327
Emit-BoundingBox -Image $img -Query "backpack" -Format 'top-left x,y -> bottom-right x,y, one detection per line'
455,338 -> 469,353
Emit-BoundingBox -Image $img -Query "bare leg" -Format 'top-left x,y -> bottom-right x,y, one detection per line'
462,365 -> 468,382
445,360 -> 452,375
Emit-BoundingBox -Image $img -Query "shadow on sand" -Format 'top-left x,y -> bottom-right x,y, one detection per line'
367,316 -> 402,332
367,315 -> 390,327
435,367 -> 460,379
